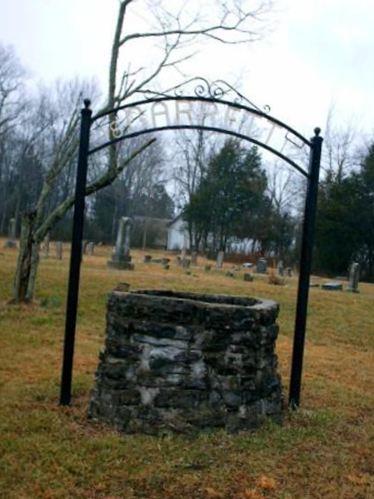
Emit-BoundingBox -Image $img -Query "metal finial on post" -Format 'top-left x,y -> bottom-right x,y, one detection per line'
314,127 -> 321,136
83,98 -> 91,109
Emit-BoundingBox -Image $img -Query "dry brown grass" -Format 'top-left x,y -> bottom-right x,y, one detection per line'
0,240 -> 373,498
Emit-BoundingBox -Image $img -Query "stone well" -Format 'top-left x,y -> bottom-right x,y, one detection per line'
88,290 -> 283,433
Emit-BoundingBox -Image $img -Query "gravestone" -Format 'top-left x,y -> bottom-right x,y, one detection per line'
43,233 -> 50,258
4,217 -> 17,248
87,242 -> 95,256
180,247 -> 187,260
9,218 -> 16,239
182,258 -> 191,269
277,260 -> 284,276
286,267 -> 293,277
55,241 -> 63,260
216,251 -> 224,269
256,258 -> 267,274
143,255 -> 152,263
191,251 -> 198,266
347,262 -> 360,293
204,264 -> 212,272
322,281 -> 343,291
244,273 -> 254,282
108,217 -> 134,270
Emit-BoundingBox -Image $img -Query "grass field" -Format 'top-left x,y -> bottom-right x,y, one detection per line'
0,241 -> 373,498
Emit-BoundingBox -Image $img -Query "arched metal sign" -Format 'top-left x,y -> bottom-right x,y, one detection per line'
60,79 -> 323,410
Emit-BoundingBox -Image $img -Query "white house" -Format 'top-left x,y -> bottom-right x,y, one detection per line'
167,214 -> 190,250
167,214 -> 260,253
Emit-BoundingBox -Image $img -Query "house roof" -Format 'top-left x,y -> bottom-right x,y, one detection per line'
132,216 -> 171,225
167,213 -> 185,228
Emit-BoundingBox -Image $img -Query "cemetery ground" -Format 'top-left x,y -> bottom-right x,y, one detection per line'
0,241 -> 373,499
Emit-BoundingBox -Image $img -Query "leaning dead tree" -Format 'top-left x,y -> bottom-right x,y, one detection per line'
13,0 -> 273,302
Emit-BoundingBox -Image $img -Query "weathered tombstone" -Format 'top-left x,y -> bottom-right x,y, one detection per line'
191,251 -> 198,266
347,262 -> 360,293
180,247 -> 187,260
216,251 -> 224,269
108,217 -> 134,270
43,233 -> 50,258
143,255 -> 152,263
4,217 -> 17,248
4,240 -> 17,249
9,218 -> 16,239
163,263 -> 170,270
244,273 -> 254,282
277,260 -> 284,276
225,271 -> 235,278
161,257 -> 170,265
55,241 -> 63,260
175,255 -> 182,266
87,242 -> 95,256
309,281 -> 320,288
322,281 -> 343,291
256,258 -> 267,274
204,264 -> 212,272
286,267 -> 293,277
82,240 -> 88,255
182,258 -> 191,269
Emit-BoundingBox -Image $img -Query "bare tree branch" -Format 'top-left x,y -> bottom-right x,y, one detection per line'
35,137 -> 156,241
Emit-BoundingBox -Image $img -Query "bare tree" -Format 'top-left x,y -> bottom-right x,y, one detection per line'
266,162 -> 299,214
12,0 -> 273,302
104,0 -> 273,171
0,45 -> 27,232
323,106 -> 358,182
12,80 -> 154,302
0,45 -> 25,139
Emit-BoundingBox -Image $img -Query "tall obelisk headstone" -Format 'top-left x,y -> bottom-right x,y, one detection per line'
87,242 -> 95,256
43,232 -> 50,258
108,217 -> 134,270
56,241 -> 63,260
216,251 -> 224,269
347,262 -> 360,293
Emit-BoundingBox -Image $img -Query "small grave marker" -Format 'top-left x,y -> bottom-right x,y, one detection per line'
322,281 -> 343,291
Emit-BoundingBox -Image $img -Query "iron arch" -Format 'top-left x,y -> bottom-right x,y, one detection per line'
60,86 -> 323,412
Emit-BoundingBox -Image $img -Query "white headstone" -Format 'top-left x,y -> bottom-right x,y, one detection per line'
347,263 -> 360,293
256,258 -> 267,274
55,241 -> 63,260
216,251 -> 224,269
108,217 -> 134,270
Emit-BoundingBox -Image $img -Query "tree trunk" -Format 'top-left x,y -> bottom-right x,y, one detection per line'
26,241 -> 40,300
13,212 -> 39,303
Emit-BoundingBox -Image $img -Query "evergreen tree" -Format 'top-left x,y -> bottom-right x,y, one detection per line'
315,143 -> 374,281
184,139 -> 267,252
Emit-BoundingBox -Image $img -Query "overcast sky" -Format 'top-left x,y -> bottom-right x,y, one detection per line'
1,0 -> 373,141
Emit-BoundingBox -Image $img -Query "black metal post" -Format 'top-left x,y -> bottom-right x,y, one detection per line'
289,127 -> 323,408
60,99 -> 92,406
